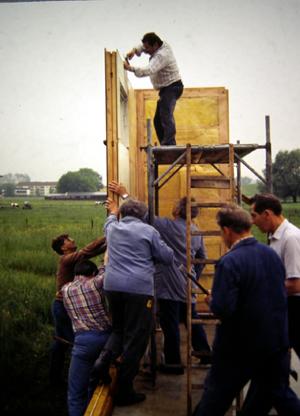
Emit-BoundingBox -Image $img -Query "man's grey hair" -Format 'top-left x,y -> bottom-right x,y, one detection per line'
216,204 -> 252,233
173,196 -> 199,219
119,198 -> 148,220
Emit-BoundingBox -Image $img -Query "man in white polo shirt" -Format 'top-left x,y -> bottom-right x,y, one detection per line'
250,193 -> 300,359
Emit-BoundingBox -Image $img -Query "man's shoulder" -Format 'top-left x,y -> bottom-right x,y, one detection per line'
283,220 -> 300,238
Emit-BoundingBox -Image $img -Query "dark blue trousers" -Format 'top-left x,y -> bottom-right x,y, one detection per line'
193,349 -> 300,416
288,296 -> 300,359
154,81 -> 183,145
104,291 -> 154,396
50,299 -> 74,384
158,299 -> 210,365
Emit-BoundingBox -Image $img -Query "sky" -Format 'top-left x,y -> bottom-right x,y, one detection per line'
0,0 -> 300,183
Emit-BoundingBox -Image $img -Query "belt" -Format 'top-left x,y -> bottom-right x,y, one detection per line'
160,80 -> 183,91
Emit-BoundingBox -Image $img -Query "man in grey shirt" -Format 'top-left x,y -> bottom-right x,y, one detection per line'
124,32 -> 183,145
108,181 -> 211,374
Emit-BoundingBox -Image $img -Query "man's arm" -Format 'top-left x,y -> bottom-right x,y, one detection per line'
103,197 -> 119,236
282,237 -> 300,295
125,53 -> 166,78
63,237 -> 106,265
194,237 -> 207,279
151,229 -> 174,265
126,44 -> 144,60
210,259 -> 239,320
108,181 -> 129,199
285,278 -> 300,296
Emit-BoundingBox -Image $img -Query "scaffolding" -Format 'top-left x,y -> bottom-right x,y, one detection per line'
146,116 -> 272,415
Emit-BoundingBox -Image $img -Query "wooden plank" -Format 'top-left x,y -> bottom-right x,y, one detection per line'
136,90 -> 146,201
191,230 -> 221,236
84,368 -> 117,416
191,177 -> 231,189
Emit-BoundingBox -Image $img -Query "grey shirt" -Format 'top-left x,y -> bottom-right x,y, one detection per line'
103,215 -> 174,296
153,217 -> 206,302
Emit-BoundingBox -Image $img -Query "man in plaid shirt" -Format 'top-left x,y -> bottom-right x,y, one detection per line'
124,32 -> 183,146
62,260 -> 111,416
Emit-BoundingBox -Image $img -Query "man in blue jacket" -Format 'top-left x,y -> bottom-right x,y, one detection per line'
102,197 -> 174,406
193,204 -> 300,416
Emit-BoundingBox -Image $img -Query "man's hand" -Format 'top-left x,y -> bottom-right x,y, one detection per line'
108,181 -> 128,198
124,60 -> 133,71
126,49 -> 136,60
204,291 -> 212,305
105,198 -> 119,216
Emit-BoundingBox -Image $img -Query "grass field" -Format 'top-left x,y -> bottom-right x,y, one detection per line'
0,198 -> 106,415
1,197 -> 300,415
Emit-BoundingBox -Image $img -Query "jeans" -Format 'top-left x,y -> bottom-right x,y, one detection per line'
68,330 -> 111,416
158,299 -> 210,365
49,299 -> 74,384
154,80 -> 183,145
193,349 -> 300,416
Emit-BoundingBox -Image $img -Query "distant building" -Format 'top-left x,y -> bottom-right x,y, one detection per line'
45,191 -> 106,201
15,181 -> 57,196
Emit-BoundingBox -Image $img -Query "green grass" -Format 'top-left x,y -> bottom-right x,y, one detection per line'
1,196 -> 300,414
0,198 -> 106,415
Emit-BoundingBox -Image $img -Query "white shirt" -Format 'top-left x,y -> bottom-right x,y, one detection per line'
132,42 -> 181,90
270,219 -> 300,296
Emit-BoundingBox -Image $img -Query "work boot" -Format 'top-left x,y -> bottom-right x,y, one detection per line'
89,349 -> 112,388
115,391 -> 146,406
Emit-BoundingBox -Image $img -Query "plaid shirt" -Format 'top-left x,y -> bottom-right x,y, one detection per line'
132,42 -> 181,90
62,267 -> 111,333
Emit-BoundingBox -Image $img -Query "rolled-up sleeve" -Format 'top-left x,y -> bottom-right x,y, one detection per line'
133,54 -> 166,78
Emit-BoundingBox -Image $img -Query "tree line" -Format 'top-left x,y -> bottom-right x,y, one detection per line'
258,149 -> 300,202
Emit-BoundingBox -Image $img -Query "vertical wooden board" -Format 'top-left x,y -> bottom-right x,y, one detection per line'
105,50 -> 118,193
128,87 -> 137,196
218,88 -> 229,144
115,51 -> 130,192
135,90 -> 147,201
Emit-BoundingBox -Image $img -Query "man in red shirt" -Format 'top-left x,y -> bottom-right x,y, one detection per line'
50,234 -> 106,386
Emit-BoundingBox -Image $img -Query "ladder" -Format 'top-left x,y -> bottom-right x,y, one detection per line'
185,143 -> 236,415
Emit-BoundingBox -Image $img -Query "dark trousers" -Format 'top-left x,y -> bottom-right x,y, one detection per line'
288,296 -> 300,359
50,299 -> 74,384
104,291 -> 154,396
154,81 -> 183,145
158,299 -> 210,365
193,349 -> 300,416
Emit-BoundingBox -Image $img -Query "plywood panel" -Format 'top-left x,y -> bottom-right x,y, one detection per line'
105,50 -> 131,196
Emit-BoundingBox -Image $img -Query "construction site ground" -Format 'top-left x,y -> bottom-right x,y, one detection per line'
112,324 -> 300,416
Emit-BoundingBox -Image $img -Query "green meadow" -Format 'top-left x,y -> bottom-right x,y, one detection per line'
0,198 -> 106,415
1,197 -> 300,415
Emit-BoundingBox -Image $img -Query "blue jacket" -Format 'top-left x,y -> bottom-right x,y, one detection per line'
103,215 -> 174,296
153,217 -> 206,302
211,237 -> 289,355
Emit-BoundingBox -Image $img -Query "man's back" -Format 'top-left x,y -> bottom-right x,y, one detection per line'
211,238 -> 289,355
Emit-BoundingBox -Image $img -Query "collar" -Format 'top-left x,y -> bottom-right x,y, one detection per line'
230,236 -> 255,251
121,216 -> 143,223
270,218 -> 288,241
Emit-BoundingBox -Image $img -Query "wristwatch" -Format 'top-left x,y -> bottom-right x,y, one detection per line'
122,193 -> 129,200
